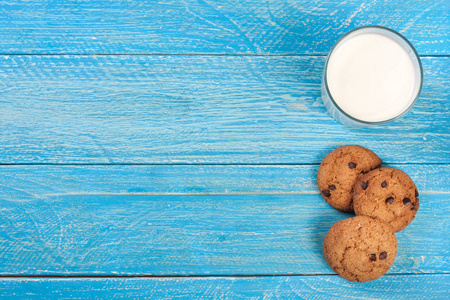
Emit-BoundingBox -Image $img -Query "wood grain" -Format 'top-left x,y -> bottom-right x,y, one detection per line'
0,275 -> 448,299
0,164 -> 448,199
1,0 -> 448,55
0,55 -> 448,164
0,192 -> 447,275
2,0 -> 449,296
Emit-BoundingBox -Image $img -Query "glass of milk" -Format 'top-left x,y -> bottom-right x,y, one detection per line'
321,26 -> 423,127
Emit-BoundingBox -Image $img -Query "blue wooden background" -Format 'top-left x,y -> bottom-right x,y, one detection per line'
0,0 -> 449,298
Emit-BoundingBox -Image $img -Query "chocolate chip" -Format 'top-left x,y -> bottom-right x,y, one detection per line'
411,203 -> 416,210
381,181 -> 387,188
348,162 -> 356,169
403,198 -> 412,206
361,181 -> 368,190
386,197 -> 394,204
369,254 -> 377,262
379,252 -> 388,260
328,184 -> 336,190
322,189 -> 331,197
415,189 -> 419,197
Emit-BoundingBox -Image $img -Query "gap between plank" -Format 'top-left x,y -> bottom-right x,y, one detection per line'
0,273 -> 446,279
43,191 -> 447,196
0,162 -> 448,166
0,53 -> 448,57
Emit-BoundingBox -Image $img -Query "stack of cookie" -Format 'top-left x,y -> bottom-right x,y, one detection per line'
317,145 -> 419,283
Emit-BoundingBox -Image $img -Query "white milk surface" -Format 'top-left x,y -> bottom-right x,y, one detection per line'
326,32 -> 419,122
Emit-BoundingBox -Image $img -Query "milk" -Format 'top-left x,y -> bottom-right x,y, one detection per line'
323,28 -> 422,124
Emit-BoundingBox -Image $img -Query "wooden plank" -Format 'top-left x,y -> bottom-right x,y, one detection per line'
0,55 -> 448,164
1,0 -> 448,55
0,193 -> 447,275
0,164 -> 448,200
0,275 -> 448,299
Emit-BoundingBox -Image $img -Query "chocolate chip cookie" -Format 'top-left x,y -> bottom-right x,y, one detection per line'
323,216 -> 397,282
353,167 -> 419,232
317,145 -> 382,211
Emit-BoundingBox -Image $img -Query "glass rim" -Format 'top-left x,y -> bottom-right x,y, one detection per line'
323,25 -> 424,125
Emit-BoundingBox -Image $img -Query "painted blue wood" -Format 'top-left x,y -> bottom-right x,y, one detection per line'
0,275 -> 448,299
0,55 -> 448,164
1,0 -> 448,55
0,164 -> 448,198
0,193 -> 447,275
2,1 -> 449,296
